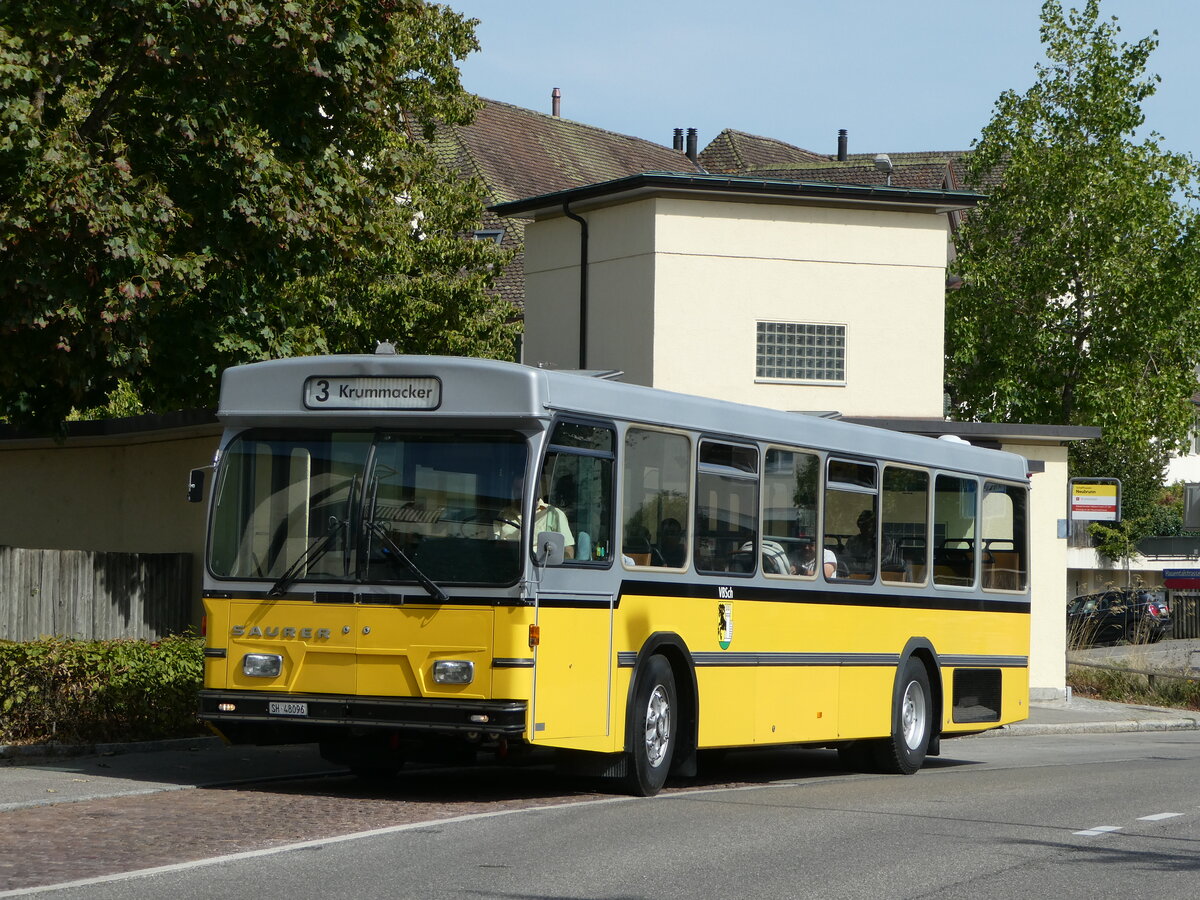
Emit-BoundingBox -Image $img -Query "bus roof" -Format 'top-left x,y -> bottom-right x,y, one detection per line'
217,354 -> 1028,482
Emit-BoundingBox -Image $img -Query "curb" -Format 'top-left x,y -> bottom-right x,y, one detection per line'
0,735 -> 223,763
992,717 -> 1200,737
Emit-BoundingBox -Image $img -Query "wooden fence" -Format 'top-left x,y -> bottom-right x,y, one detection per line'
0,546 -> 192,642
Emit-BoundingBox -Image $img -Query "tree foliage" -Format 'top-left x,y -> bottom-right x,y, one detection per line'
0,0 -> 517,432
947,0 -> 1200,552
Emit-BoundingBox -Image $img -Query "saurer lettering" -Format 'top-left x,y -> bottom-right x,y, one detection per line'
231,625 -> 333,640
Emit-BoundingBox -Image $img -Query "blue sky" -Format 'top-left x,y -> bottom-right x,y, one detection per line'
447,0 -> 1200,158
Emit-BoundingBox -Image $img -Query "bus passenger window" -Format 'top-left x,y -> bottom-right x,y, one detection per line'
763,448 -> 821,577
881,466 -> 929,584
825,459 -> 878,581
540,422 -> 615,564
695,441 -> 759,575
622,429 -> 691,568
982,482 -> 1028,591
934,475 -> 978,587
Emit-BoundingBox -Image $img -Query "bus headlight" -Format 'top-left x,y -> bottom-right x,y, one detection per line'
433,660 -> 474,684
242,653 -> 282,678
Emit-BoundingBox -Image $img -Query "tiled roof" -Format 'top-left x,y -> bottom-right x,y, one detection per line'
698,129 -> 829,174
746,156 -> 961,191
430,97 -> 702,311
430,98 -> 702,206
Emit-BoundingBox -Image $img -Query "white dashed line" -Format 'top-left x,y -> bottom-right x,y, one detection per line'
1074,825 -> 1123,836
1138,812 -> 1184,821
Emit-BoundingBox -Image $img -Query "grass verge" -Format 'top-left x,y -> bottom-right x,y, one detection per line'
1068,662 -> 1200,711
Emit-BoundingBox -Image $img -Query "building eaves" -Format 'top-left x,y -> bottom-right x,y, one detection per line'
492,171 -> 982,220
839,416 -> 1101,448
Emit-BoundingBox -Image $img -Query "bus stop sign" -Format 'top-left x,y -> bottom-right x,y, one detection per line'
1070,478 -> 1120,523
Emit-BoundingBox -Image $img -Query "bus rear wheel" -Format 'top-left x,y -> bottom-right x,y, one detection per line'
875,658 -> 932,775
622,655 -> 676,797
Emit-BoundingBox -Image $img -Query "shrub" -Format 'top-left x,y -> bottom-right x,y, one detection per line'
0,634 -> 205,745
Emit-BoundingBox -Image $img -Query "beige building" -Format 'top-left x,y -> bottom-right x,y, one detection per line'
498,173 -> 1096,700
500,173 -> 959,418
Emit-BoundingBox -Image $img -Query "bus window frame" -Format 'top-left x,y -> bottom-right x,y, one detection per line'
694,436 -> 761,577
932,471 -> 980,592
535,416 -> 618,569
980,479 -> 1030,594
879,463 -> 932,589
761,444 -> 825,581
824,455 -> 880,584
620,424 -> 694,572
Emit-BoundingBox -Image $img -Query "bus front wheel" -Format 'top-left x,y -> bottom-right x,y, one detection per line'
622,655 -> 676,797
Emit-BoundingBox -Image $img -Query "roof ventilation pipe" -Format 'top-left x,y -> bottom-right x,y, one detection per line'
672,128 -> 684,152
551,87 -> 561,117
685,128 -> 698,163
837,129 -> 848,161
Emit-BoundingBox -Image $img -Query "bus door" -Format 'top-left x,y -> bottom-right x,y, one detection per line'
531,588 -> 615,743
527,419 -> 617,744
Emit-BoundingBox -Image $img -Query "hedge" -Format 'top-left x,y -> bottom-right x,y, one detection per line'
0,634 -> 205,746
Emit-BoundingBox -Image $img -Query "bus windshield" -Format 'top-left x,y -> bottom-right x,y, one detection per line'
208,429 -> 528,588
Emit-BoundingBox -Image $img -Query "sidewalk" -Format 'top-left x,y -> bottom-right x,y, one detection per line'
1000,695 -> 1200,736
3,696 -> 1198,812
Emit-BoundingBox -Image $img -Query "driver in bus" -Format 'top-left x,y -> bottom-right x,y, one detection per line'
495,475 -> 575,558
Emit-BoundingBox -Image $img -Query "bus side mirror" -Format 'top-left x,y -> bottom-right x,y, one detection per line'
535,531 -> 566,567
187,469 -> 206,503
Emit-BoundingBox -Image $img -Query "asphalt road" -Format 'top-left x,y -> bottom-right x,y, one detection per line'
7,730 -> 1200,899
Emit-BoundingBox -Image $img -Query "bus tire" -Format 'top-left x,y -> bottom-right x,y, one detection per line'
874,657 -> 932,775
622,654 -> 676,797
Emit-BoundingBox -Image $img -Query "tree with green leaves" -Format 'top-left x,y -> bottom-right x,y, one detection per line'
947,0 -> 1200,557
0,1 -> 517,433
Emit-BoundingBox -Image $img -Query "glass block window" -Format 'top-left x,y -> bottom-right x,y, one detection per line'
756,322 -> 846,382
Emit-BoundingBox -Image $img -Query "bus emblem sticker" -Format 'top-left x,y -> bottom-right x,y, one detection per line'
718,602 -> 733,650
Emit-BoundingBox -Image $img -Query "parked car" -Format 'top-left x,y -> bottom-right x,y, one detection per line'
1067,589 -> 1172,646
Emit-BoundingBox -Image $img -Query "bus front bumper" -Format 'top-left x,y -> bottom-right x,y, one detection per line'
198,690 -> 527,741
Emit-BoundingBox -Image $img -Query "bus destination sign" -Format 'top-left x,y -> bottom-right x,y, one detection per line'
304,376 -> 441,410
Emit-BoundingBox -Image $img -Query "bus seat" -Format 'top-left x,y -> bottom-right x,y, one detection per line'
626,552 -> 651,566
726,551 -> 755,573
983,550 -> 1020,589
934,565 -> 972,586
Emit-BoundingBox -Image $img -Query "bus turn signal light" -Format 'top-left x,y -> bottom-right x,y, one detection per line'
528,625 -> 540,648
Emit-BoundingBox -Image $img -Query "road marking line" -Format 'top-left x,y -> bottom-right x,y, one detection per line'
1138,812 -> 1184,821
1074,825 -> 1123,836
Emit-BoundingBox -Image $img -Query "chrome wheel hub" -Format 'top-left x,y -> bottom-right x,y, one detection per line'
643,684 -> 672,768
901,679 -> 927,751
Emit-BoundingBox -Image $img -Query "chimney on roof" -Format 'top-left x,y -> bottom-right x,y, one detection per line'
685,128 -> 698,163
672,128 -> 684,152
837,129 -> 848,161
551,87 -> 561,117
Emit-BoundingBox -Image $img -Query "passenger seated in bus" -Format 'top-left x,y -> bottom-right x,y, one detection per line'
495,476 -> 575,558
791,541 -> 837,578
843,510 -> 895,577
656,517 -> 686,567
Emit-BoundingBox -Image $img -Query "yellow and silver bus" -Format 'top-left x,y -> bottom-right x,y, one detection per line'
194,350 -> 1030,795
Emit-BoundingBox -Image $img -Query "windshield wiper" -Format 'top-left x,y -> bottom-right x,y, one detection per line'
267,516 -> 347,597
365,520 -> 448,602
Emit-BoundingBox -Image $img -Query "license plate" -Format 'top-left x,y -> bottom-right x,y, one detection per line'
268,702 -> 308,717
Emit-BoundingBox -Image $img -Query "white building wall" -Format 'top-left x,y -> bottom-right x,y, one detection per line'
1003,441 -> 1069,699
